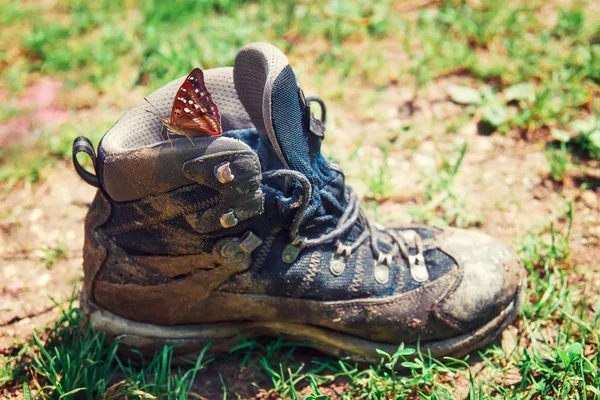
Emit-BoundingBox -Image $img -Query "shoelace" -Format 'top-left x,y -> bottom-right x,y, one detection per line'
262,169 -> 429,283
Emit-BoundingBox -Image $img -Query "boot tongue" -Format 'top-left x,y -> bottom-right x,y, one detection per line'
234,42 -> 334,188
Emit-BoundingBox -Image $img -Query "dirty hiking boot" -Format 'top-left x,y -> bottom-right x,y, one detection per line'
74,42 -> 525,364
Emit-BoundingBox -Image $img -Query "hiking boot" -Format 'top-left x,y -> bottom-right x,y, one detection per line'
74,42 -> 525,364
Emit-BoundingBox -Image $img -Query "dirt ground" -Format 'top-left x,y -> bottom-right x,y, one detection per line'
1,74 -> 599,398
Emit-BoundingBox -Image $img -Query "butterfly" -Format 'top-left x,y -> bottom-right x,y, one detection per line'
156,68 -> 223,140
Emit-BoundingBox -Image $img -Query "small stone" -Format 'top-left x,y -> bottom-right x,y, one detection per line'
28,208 -> 43,222
37,273 -> 51,287
408,317 -> 422,328
501,325 -> 519,355
581,190 -> 598,209
30,249 -> 46,260
2,264 -> 16,279
413,153 -> 436,171
5,281 -> 25,296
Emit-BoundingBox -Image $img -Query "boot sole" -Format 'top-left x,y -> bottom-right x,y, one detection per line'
80,279 -> 526,365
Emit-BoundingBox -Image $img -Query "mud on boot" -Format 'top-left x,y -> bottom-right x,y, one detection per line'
74,42 -> 526,364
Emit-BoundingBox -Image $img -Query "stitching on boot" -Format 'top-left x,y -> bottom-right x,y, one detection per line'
295,251 -> 321,296
349,246 -> 366,293
106,194 -> 220,235
251,227 -> 281,271
96,236 -> 172,286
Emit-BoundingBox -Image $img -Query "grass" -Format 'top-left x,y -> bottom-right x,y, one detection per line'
2,297 -> 212,399
408,142 -> 484,228
1,0 -> 599,185
1,0 -> 600,398
0,302 -> 497,399
40,242 -> 67,269
2,205 -> 599,398
2,206 -> 599,399
512,203 -> 600,399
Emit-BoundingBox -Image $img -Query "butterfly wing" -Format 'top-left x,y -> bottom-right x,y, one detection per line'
169,68 -> 223,137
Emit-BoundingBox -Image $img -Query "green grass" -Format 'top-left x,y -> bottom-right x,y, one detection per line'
546,142 -> 570,182
511,203 -> 600,398
40,242 -> 67,269
2,206 -> 599,398
409,142 -> 483,228
0,302 -> 493,398
2,297 -> 212,399
1,0 -> 599,185
1,0 -> 600,398
3,206 -> 599,399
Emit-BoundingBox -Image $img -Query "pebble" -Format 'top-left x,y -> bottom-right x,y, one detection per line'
413,153 -> 436,171
2,264 -> 16,279
37,273 -> 51,287
30,248 -> 46,260
28,208 -> 43,222
581,190 -> 598,209
5,281 -> 25,296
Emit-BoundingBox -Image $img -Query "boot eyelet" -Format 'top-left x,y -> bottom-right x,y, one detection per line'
330,243 -> 351,276
220,242 -> 238,257
215,162 -> 235,184
282,237 -> 306,264
220,210 -> 238,228
374,263 -> 390,284
239,231 -> 263,253
282,246 -> 299,263
409,254 -> 429,282
214,232 -> 262,268
373,257 -> 390,284
330,256 -> 346,276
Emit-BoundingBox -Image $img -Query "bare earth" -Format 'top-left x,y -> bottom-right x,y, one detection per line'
1,75 -> 599,398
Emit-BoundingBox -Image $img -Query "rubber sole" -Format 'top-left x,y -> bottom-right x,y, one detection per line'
80,279 -> 526,365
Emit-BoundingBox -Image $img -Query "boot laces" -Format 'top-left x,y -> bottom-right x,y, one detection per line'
262,169 -> 428,282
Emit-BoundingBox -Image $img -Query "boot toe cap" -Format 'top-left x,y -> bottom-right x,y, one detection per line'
435,229 -> 525,332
